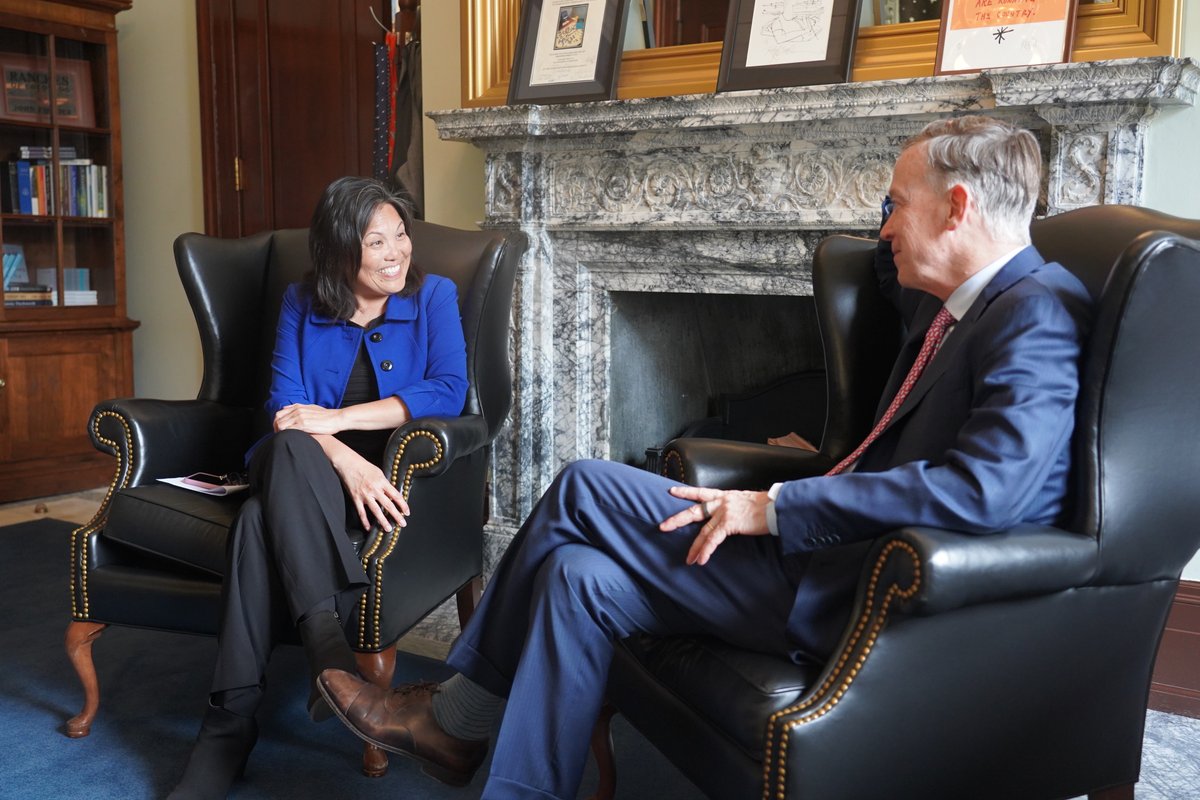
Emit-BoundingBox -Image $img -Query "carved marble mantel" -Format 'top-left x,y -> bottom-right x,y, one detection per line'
430,56 -> 1199,565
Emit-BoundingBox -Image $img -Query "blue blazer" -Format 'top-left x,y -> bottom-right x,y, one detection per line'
263,274 -> 468,436
776,246 -> 1092,659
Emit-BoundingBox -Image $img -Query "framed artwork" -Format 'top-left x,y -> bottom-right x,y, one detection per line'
0,54 -> 95,127
717,0 -> 863,93
508,0 -> 630,105
935,0 -> 1080,75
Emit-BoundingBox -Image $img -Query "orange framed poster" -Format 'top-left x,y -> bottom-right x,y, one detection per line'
935,0 -> 1079,75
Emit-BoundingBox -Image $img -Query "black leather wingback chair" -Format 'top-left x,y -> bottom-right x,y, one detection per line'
595,205 -> 1200,800
65,220 -> 525,777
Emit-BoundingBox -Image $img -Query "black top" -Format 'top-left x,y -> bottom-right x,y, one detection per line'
336,318 -> 392,465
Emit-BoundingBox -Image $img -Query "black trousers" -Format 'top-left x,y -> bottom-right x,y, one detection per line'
211,430 -> 369,694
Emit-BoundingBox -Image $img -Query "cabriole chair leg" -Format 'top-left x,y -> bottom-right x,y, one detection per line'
456,575 -> 483,628
587,703 -> 617,800
355,647 -> 398,778
64,620 -> 107,738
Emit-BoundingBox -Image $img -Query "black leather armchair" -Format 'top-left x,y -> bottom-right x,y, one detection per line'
596,205 -> 1200,800
65,219 -> 525,777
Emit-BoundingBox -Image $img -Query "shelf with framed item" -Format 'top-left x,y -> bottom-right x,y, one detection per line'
463,0 -> 1183,104
0,0 -> 136,503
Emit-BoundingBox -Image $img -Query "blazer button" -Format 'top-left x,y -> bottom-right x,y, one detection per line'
380,360 -> 394,371
369,332 -> 383,343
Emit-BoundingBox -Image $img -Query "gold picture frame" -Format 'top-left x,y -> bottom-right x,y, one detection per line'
462,0 -> 1181,106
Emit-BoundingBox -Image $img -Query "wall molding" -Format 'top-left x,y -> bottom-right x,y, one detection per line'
1150,579 -> 1200,718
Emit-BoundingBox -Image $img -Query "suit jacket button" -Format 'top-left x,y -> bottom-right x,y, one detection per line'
380,360 -> 394,371
369,332 -> 383,343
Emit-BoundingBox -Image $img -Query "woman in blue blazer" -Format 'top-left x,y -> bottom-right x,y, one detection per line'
169,177 -> 468,799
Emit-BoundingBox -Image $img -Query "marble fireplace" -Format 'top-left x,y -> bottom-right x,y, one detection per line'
430,56 -> 1199,572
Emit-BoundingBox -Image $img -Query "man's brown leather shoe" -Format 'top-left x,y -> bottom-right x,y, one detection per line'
317,669 -> 487,786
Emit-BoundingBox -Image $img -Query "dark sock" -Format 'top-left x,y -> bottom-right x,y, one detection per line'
297,603 -> 357,722
167,703 -> 259,800
430,674 -> 503,742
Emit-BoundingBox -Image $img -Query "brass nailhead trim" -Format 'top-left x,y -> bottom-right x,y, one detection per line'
760,540 -> 921,800
70,411 -> 135,619
356,429 -> 445,649
661,450 -> 685,483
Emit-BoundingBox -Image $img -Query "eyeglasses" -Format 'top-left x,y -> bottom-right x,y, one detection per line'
881,195 -> 894,222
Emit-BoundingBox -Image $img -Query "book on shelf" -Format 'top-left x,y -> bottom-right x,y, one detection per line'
66,267 -> 91,291
18,146 -> 78,160
2,243 -> 29,289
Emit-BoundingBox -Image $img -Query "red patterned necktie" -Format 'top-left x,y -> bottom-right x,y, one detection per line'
826,306 -> 957,476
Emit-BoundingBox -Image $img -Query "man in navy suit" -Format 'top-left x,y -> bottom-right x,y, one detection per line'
317,115 -> 1092,799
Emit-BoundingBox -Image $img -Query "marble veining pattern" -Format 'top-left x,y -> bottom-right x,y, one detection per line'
431,56 -> 1199,559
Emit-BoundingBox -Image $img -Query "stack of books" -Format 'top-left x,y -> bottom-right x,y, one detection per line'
59,290 -> 98,306
4,282 -> 53,307
18,145 -> 78,159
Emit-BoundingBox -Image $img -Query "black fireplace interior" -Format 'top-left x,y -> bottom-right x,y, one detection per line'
608,291 -> 827,468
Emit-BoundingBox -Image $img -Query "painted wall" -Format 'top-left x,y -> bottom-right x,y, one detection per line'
117,0 -> 206,400
1142,1 -> 1200,220
421,3 -> 485,228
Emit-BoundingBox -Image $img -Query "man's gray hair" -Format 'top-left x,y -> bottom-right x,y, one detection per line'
904,116 -> 1041,241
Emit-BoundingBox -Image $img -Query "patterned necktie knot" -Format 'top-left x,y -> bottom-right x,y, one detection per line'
826,306 -> 956,476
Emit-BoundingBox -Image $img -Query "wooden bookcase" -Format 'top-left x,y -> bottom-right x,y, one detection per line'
0,0 -> 135,503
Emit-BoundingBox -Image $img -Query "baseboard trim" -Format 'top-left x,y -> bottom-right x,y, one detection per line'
1150,579 -> 1200,718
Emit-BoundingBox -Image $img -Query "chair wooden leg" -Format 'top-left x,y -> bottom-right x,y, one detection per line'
355,647 -> 397,778
456,575 -> 483,629
64,620 -> 107,738
587,702 -> 617,800
1089,783 -> 1135,800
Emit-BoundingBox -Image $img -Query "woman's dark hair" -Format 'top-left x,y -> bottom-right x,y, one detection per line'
306,176 -> 423,319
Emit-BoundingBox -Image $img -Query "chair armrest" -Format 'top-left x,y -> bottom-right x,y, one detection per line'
89,398 -> 253,490
381,413 -> 491,489
877,524 -> 1099,618
660,437 -> 836,489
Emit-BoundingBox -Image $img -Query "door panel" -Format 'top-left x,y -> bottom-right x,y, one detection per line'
198,0 -> 387,236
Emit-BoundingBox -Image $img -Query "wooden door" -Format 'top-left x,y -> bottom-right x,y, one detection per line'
196,0 -> 388,237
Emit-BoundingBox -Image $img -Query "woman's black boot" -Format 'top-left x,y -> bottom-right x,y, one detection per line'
167,703 -> 258,800
298,609 -> 357,722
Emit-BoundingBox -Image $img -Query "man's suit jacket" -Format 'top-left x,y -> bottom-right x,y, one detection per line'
775,245 -> 1093,661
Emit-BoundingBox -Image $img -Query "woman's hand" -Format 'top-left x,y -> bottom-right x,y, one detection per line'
274,403 -> 346,435
659,486 -> 771,566
327,445 -> 411,532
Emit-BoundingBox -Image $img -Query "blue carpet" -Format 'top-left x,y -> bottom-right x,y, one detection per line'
6,518 -> 1199,799
0,518 -> 703,800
